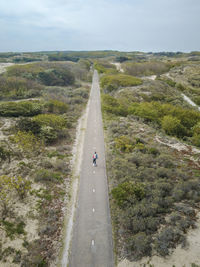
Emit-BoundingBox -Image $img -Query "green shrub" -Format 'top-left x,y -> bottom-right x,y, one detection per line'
148,147 -> 160,156
40,126 -> 58,144
34,169 -> 62,183
111,182 -> 145,207
192,122 -> 200,146
102,94 -> 128,116
114,135 -> 135,152
16,118 -> 41,135
101,74 -> 142,92
45,99 -> 68,114
94,62 -> 117,74
164,79 -> 176,87
161,115 -> 186,137
32,114 -> 66,129
12,131 -> 43,154
0,146 -> 11,162
0,101 -> 42,117
191,134 -> 200,147
6,63 -> 44,80
0,76 -> 42,100
38,68 -> 75,86
193,96 -> 200,105
129,102 -> 161,122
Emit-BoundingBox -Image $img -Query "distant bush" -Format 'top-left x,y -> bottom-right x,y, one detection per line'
115,56 -> 129,63
94,62 -> 117,74
0,76 -> 42,100
101,74 -> 142,92
48,53 -> 79,62
0,101 -> 42,117
6,63 -> 44,79
38,68 -> 75,86
123,61 -> 171,76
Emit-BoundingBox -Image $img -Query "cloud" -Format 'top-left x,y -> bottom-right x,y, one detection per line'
0,0 -> 199,51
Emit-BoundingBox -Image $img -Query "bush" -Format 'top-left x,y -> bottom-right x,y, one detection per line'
34,169 -> 62,183
123,61 -> 171,76
0,76 -> 42,100
102,94 -> 128,116
40,126 -> 58,144
45,100 -> 68,114
12,131 -> 43,154
0,101 -> 42,117
0,146 -> 11,162
161,115 -> 186,137
126,232 -> 152,260
38,68 -> 75,86
32,114 -> 66,130
111,182 -> 145,207
101,74 -> 142,92
155,226 -> 184,256
114,135 -> 135,152
16,118 -> 41,135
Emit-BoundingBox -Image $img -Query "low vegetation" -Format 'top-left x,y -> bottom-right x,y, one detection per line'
101,55 -> 200,264
0,57 -> 91,266
101,74 -> 142,92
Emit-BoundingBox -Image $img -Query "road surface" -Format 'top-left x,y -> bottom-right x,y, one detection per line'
68,70 -> 114,267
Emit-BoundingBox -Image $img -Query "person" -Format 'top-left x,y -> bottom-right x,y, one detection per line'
93,151 -> 98,166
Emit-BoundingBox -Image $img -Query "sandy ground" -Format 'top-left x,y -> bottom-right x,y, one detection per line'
142,75 -> 157,80
118,213 -> 200,267
111,62 -> 124,73
0,63 -> 14,74
0,118 -> 12,140
182,93 -> 200,111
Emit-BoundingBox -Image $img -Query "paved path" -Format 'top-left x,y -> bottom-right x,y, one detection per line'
69,71 -> 114,267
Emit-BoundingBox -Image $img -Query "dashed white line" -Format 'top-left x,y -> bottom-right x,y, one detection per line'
91,240 -> 95,246
92,208 -> 95,213
92,189 -> 95,193
93,170 -> 95,174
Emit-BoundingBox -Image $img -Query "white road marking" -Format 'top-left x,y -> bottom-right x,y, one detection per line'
92,208 -> 95,213
92,240 -> 95,246
92,189 -> 95,193
93,171 -> 95,174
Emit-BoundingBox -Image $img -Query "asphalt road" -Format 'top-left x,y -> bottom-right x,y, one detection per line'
69,70 -> 114,267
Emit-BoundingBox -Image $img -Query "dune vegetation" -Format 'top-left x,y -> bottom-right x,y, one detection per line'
0,58 -> 91,266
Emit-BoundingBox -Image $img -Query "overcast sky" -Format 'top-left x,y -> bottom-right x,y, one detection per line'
0,0 -> 199,52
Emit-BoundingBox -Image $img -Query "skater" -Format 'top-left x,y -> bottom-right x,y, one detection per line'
93,151 -> 98,166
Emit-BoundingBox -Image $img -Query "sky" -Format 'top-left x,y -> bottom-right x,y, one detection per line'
0,0 -> 200,52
